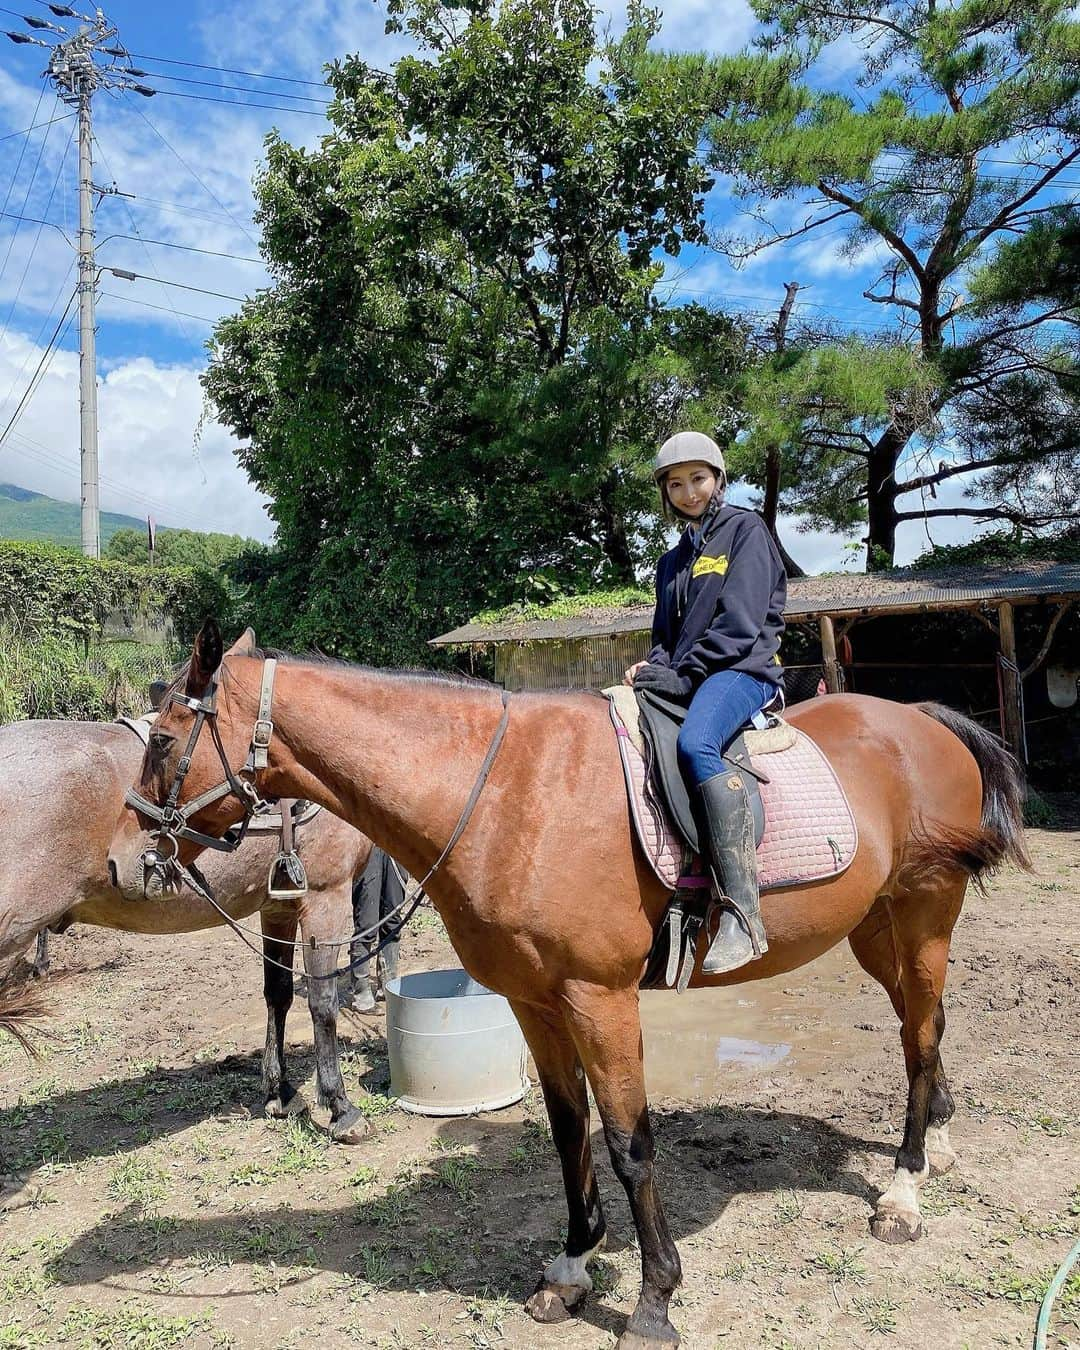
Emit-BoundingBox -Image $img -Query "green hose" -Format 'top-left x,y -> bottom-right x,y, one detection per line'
1034,1237 -> 1080,1350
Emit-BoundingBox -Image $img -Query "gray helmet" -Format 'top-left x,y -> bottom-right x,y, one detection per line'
652,431 -> 726,483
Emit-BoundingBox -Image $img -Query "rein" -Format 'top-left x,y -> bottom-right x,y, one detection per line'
127,661 -> 513,983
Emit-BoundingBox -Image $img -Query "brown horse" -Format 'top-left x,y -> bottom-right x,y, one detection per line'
103,621 -> 1029,1350
0,705 -> 375,1142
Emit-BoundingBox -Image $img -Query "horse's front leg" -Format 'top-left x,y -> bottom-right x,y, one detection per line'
511,1000 -> 606,1324
300,887 -> 369,1145
564,984 -> 681,1349
261,908 -> 306,1119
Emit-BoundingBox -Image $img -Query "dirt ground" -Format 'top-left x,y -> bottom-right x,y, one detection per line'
1,805 -> 1078,1350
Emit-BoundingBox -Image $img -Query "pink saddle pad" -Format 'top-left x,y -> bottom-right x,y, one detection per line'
610,703 -> 857,893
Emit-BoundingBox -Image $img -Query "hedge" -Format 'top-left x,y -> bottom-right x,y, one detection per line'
0,540 -> 229,646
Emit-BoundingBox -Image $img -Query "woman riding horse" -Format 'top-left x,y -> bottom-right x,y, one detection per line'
627,430 -> 786,974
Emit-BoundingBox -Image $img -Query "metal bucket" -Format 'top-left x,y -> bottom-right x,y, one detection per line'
385,968 -> 529,1116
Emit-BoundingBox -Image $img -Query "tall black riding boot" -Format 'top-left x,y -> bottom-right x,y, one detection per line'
697,771 -> 768,975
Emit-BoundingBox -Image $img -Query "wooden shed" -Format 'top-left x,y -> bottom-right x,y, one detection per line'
431,560 -> 1080,761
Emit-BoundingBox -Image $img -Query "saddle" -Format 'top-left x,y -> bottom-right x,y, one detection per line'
116,714 -> 322,901
603,688 -> 858,992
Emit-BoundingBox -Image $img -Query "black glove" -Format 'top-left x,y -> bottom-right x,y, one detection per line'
633,663 -> 693,700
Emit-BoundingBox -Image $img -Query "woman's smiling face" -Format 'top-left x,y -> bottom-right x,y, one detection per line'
663,462 -> 718,519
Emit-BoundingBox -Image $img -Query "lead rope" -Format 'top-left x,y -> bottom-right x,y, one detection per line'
184,690 -> 513,983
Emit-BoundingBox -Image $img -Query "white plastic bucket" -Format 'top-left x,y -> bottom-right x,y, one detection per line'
384,968 -> 530,1116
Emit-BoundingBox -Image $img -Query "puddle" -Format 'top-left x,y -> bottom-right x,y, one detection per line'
640,942 -> 863,1099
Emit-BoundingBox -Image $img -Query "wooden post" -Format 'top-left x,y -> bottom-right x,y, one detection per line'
819,614 -> 841,693
997,601 -> 1024,757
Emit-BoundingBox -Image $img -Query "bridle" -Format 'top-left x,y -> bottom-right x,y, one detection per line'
125,659 -> 281,891
123,657 -> 515,985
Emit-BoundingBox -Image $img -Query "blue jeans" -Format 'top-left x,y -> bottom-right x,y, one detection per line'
677,670 -> 775,786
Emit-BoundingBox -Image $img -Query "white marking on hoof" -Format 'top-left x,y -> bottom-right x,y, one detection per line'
543,1243 -> 599,1294
925,1122 -> 956,1176
526,1236 -> 606,1323
871,1162 -> 928,1244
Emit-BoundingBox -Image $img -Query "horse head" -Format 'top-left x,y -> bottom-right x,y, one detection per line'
107,620 -> 266,901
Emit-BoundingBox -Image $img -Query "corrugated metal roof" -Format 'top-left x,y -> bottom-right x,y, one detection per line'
430,560 -> 1080,645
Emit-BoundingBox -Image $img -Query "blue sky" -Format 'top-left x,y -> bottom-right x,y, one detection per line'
0,0 -> 1046,564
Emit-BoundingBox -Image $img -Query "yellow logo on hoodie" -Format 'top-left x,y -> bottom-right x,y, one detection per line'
692,554 -> 729,579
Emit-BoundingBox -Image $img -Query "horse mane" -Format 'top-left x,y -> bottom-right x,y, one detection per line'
243,647 -> 497,691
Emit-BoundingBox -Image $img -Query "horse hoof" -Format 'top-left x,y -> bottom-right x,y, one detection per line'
616,1329 -> 680,1349
525,1280 -> 586,1324
870,1208 -> 922,1243
264,1090 -> 308,1120
927,1148 -> 956,1177
330,1109 -> 371,1145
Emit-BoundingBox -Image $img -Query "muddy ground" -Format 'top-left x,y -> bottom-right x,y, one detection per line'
1,806 -> 1078,1350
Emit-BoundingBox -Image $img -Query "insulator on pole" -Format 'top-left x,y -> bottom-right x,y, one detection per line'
131,83 -> 155,97
5,29 -> 46,44
24,15 -> 64,30
100,44 -> 126,56
48,3 -> 77,13
122,66 -> 147,76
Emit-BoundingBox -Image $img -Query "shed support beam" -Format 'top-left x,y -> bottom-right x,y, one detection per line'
997,602 -> 1024,759
819,614 -> 841,693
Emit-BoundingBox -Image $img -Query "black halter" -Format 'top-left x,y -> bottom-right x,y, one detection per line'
125,658 -> 279,865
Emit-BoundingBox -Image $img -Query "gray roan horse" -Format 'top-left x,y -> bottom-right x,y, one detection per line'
0,713 -> 374,1143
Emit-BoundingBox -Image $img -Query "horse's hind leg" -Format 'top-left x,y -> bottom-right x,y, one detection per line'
848,904 -> 957,1178
261,909 -> 306,1119
850,886 -> 964,1243
512,1000 -> 606,1326
32,930 -> 49,979
564,985 -> 681,1349
300,888 -> 369,1145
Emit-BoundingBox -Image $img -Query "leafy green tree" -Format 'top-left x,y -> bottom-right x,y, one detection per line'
648,0 -> 1080,568
203,0 -> 749,662
105,527 -> 254,572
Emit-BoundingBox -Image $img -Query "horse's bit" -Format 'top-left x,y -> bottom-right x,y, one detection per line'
125,659 -> 283,901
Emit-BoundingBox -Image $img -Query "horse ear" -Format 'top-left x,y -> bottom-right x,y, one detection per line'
185,619 -> 224,695
225,626 -> 256,657
148,680 -> 168,711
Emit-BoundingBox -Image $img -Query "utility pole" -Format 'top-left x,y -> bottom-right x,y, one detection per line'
5,8 -> 155,557
75,66 -> 99,557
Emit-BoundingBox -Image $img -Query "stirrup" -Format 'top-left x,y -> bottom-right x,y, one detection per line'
267,849 -> 308,901
700,896 -> 767,975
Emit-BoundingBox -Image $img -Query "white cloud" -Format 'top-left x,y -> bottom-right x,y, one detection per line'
0,325 -> 273,540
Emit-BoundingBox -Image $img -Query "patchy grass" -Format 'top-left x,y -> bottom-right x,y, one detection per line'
806,1247 -> 868,1285
853,1291 -> 901,1335
107,1156 -> 172,1207
57,1302 -> 210,1348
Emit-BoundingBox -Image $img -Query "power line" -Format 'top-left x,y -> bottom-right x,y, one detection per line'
102,233 -> 263,265
143,88 -> 329,116
0,207 -> 71,238
0,110 -> 75,144
6,428 -> 207,529
0,95 -> 63,353
106,269 -> 244,302
99,290 -> 219,325
125,50 -> 332,88
0,78 -> 49,281
122,102 -> 260,250
0,258 -> 74,424
0,288 -> 75,448
137,70 -> 332,105
125,193 -> 251,228
92,133 -> 200,348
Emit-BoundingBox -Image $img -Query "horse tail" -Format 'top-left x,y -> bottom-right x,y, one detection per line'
0,966 -> 51,1058
914,702 -> 1032,885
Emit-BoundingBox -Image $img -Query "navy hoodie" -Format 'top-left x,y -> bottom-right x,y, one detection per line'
648,503 -> 786,690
